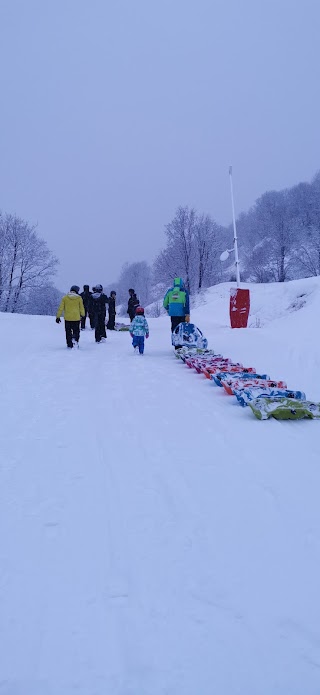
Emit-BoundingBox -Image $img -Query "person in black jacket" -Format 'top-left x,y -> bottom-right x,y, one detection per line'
127,288 -> 140,322
80,285 -> 94,329
107,290 -> 116,330
89,285 -> 109,342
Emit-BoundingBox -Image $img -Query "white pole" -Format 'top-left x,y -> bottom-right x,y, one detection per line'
229,165 -> 240,288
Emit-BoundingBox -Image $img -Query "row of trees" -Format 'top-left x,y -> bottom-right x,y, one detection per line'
237,171 -> 320,282
112,170 -> 320,312
0,212 -> 59,314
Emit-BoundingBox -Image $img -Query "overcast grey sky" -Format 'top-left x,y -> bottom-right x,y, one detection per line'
0,0 -> 319,290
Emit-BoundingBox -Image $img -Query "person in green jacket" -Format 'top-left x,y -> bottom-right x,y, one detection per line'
163,277 -> 190,332
56,285 -> 85,348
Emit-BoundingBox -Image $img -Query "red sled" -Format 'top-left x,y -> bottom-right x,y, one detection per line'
185,356 -> 233,373
223,377 -> 287,396
194,358 -> 233,374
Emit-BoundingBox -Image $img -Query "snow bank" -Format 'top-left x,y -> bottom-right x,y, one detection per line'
191,276 -> 320,329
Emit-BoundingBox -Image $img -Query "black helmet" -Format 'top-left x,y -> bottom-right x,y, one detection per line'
70,285 -> 80,294
129,288 -> 135,294
83,284 -> 89,291
110,290 -> 116,297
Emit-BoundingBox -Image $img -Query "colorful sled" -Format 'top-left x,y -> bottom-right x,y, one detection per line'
171,323 -> 208,350
212,372 -> 270,387
175,346 -> 215,360
174,347 -> 197,360
185,356 -> 231,372
234,387 -> 306,407
185,353 -> 224,366
249,398 -> 320,421
194,358 -> 229,374
222,377 -> 287,396
173,341 -> 320,423
203,364 -> 254,380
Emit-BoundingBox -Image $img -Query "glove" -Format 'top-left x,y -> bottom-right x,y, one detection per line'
146,334 -> 149,339
185,315 -> 190,323
56,317 -> 61,323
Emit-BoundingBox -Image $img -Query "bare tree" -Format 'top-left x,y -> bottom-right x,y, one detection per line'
3,215 -> 23,311
0,213 -> 58,312
153,247 -> 180,289
154,207 -> 228,292
0,211 -> 7,304
295,227 -> 320,277
164,206 -> 197,292
194,214 -> 222,289
11,232 -> 58,312
253,190 -> 297,282
293,174 -> 320,276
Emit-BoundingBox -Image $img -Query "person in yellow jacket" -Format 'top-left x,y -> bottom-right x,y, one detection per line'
56,285 -> 85,348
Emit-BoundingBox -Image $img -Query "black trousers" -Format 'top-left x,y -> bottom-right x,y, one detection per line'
65,320 -> 80,347
171,316 -> 185,332
93,314 -> 106,342
81,310 -> 94,329
107,312 -> 116,330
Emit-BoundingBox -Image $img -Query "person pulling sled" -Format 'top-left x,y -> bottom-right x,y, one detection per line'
163,277 -> 190,347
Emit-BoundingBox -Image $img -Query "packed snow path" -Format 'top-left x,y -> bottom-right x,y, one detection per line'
1,306 -> 320,695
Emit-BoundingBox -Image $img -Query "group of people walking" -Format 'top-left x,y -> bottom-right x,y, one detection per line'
79,284 -> 117,333
56,277 -> 190,354
56,284 -> 114,347
56,285 -> 147,351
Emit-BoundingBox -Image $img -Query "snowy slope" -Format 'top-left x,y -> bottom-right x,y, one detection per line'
191,276 -> 320,401
1,279 -> 320,695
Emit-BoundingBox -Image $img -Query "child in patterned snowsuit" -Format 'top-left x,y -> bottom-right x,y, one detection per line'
129,307 -> 149,354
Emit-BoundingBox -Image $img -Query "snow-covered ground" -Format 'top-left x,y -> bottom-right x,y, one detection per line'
1,277 -> 320,695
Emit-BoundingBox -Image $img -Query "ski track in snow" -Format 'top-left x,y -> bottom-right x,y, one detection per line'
0,299 -> 320,694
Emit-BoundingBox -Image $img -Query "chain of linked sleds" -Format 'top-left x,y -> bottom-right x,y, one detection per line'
172,323 -> 320,421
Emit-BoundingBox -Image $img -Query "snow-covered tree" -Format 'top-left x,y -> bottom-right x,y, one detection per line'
0,213 -> 58,312
194,214 -> 224,289
154,206 -> 197,292
254,190 -> 298,282
292,174 -> 320,276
